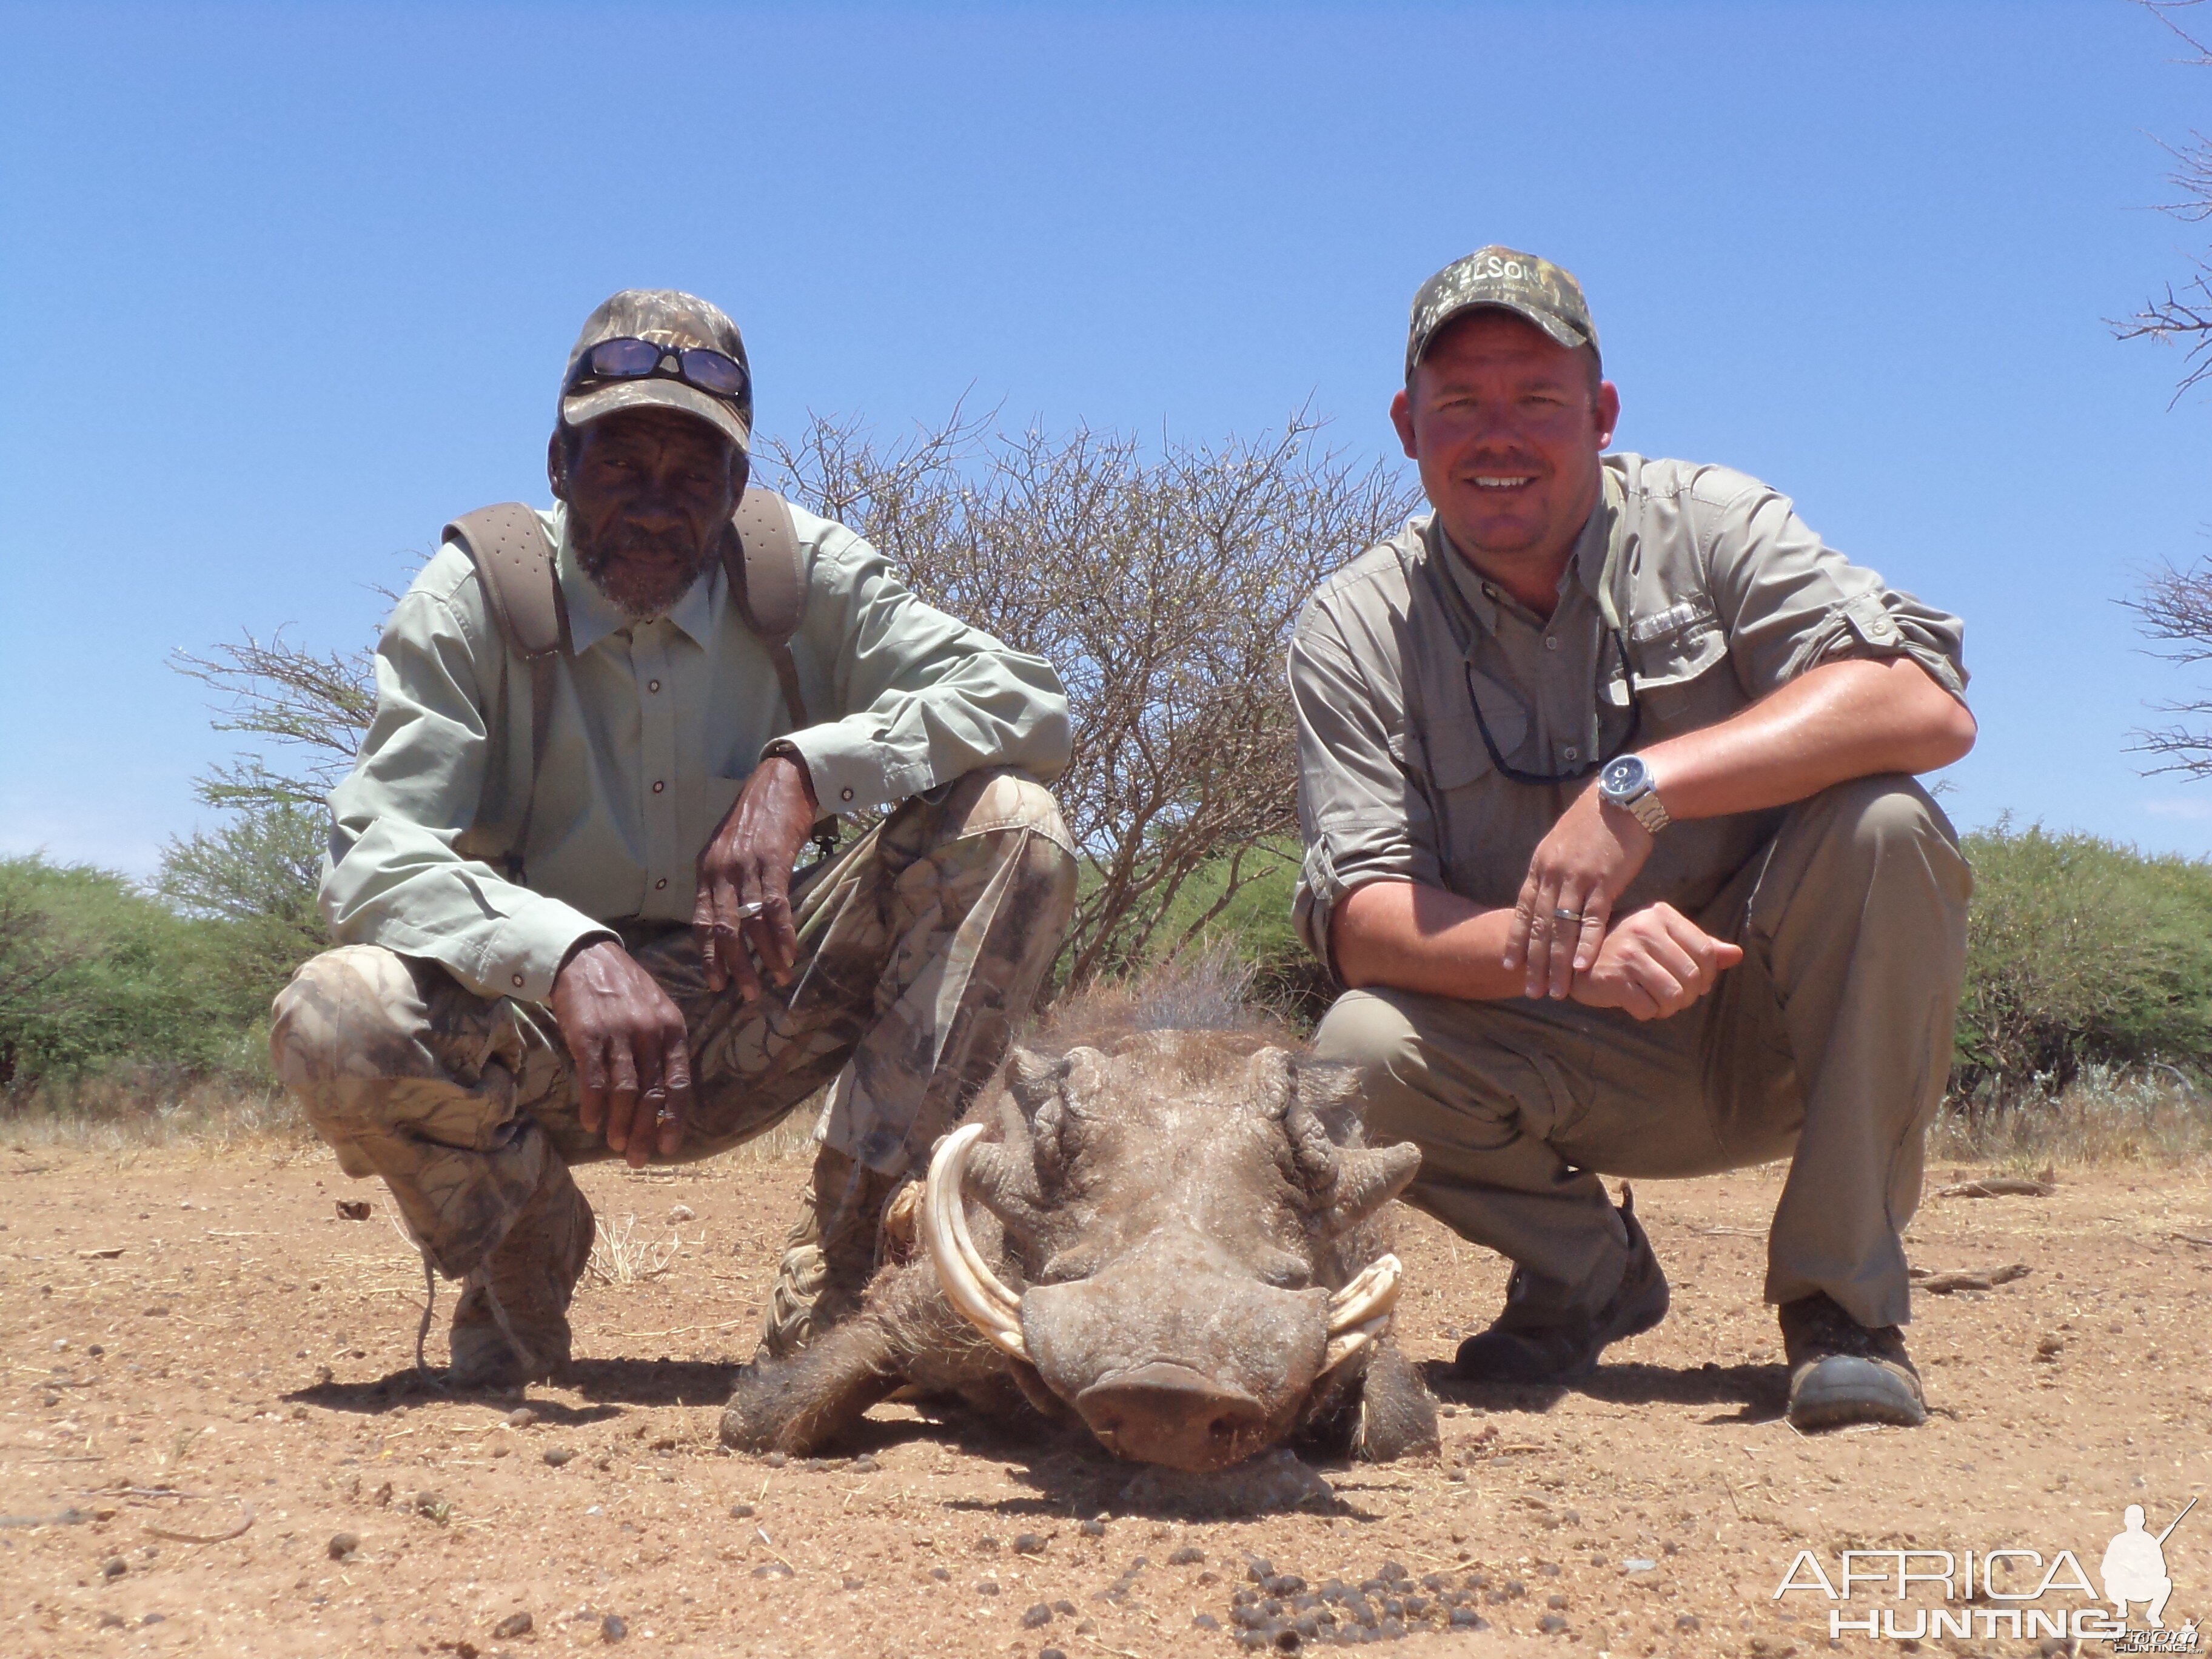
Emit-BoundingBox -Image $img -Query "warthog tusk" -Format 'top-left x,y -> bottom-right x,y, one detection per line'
1322,1252 -> 1403,1373
922,1123 -> 1030,1362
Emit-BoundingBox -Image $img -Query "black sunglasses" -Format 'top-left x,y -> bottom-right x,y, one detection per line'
1466,629 -> 1643,786
568,337 -> 749,403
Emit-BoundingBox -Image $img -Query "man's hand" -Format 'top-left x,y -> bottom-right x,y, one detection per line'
1567,903 -> 1743,1022
551,939 -> 694,1167
694,752 -> 820,999
1504,782 -> 1657,999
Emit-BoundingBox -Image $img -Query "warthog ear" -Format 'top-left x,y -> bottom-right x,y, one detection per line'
1319,1141 -> 1422,1237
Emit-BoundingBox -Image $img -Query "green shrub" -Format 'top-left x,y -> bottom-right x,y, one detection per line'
1949,823 -> 2212,1104
0,856 -> 273,1099
1133,822 -> 2212,1097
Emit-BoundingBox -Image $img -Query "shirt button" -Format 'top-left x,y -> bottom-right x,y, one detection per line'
655,877 -> 668,891
1544,636 -> 1559,651
840,787 -> 855,803
1563,745 -> 1580,761
511,974 -> 525,990
651,780 -> 665,794
648,679 -> 661,694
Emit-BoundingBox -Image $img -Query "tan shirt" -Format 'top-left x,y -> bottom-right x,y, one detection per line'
323,501 -> 1071,1002
1288,452 -> 1968,964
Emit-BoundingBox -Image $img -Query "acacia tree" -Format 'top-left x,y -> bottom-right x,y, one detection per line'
2124,1 -> 2212,774
764,410 -> 1417,988
157,634 -> 377,991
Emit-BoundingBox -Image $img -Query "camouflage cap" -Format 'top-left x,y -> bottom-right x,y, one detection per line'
1404,247 -> 1599,381
560,289 -> 752,455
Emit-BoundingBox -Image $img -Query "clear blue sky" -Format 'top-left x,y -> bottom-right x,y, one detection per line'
2,1 -> 2208,876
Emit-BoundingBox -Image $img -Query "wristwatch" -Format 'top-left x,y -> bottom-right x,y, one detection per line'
1598,753 -> 1671,834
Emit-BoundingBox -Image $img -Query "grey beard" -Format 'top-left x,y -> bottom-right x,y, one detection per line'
574,521 -> 712,622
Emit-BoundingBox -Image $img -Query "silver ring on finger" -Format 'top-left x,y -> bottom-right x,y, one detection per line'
1553,907 -> 1583,923
734,900 -> 767,921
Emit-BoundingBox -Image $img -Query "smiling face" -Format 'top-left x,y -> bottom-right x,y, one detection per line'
548,406 -> 742,620
1390,308 -> 1619,606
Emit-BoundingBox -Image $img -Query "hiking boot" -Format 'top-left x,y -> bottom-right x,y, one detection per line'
1455,1185 -> 1669,1383
756,1144 -> 902,1360
449,1157 -> 594,1389
1779,1291 -> 1926,1430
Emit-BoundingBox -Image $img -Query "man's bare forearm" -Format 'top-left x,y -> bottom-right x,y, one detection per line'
1332,880 -> 1526,999
1644,657 -> 1974,821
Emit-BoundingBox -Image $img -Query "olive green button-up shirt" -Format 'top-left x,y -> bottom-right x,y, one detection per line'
1288,452 -> 1968,965
323,501 -> 1071,1002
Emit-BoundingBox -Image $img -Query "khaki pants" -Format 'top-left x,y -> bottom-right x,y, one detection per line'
271,771 -> 1077,1280
1312,776 -> 1970,1330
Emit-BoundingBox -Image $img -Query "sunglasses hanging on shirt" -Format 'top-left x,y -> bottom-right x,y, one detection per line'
1464,629 -> 1643,786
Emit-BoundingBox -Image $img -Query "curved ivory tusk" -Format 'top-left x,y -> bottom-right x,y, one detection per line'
1327,1253 -> 1403,1334
1322,1313 -> 1393,1373
922,1123 -> 1030,1362
1319,1253 -> 1404,1375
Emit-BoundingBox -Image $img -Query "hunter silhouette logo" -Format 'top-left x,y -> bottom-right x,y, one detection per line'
2105,1500 -> 2194,1631
1772,1498 -> 2199,1646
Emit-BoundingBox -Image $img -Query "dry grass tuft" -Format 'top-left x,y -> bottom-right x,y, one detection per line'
587,1213 -> 685,1285
1,1074 -> 309,1157
1931,1063 -> 2212,1169
1037,945 -> 1297,1052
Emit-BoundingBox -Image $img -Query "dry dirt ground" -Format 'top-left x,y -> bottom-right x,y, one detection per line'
3,1138 -> 2208,1659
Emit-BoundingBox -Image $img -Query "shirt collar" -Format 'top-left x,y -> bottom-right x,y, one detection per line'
551,502 -> 724,654
1430,484 -> 1612,637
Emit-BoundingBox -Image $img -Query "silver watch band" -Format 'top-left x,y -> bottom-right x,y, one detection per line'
1625,786 -> 1671,834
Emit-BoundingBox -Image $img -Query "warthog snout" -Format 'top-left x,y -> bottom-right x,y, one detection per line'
1075,1362 -> 1270,1470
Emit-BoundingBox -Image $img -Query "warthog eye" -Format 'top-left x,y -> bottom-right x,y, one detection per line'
1037,1247 -> 1103,1284
1252,1249 -> 1313,1292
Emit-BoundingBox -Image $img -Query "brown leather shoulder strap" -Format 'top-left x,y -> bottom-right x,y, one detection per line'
444,503 -> 563,658
725,488 -> 811,728
443,504 -> 569,880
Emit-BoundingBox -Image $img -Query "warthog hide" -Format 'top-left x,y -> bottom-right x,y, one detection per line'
721,1034 -> 1440,1470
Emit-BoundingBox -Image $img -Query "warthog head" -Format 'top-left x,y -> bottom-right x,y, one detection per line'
925,1039 -> 1423,1471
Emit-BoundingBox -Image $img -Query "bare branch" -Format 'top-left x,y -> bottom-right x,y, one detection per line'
170,632 -> 377,809
2119,3 -> 2212,398
762,406 -> 1419,991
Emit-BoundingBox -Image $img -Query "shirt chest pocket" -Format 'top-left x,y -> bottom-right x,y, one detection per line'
1628,620 -> 1734,735
1416,685 -> 1524,794
1410,703 -> 1538,910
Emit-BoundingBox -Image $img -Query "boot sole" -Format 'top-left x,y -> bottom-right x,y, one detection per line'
1786,1355 -> 1927,1430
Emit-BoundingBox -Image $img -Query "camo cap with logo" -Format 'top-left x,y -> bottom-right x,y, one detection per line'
560,288 -> 753,455
1404,247 -> 1600,381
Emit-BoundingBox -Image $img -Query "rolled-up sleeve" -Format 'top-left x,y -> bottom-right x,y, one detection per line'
771,522 -> 1073,812
1289,593 -> 1435,964
321,563 -> 612,1002
1702,480 -> 1969,701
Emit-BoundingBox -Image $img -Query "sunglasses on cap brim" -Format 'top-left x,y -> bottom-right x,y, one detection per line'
567,337 -> 748,403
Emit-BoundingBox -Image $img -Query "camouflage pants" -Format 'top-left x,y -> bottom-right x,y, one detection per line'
270,770 -> 1077,1279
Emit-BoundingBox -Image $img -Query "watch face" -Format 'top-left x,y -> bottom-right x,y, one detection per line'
1600,756 -> 1643,797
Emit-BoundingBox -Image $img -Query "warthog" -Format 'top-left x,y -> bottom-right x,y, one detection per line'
720,1034 -> 1440,1470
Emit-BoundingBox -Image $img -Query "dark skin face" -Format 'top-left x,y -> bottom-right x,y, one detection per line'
544,405 -> 819,1165
549,406 -> 739,619
1389,309 -> 1620,619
